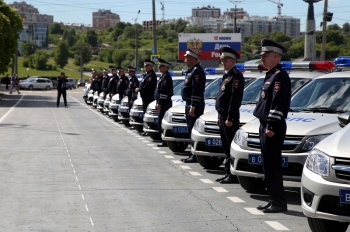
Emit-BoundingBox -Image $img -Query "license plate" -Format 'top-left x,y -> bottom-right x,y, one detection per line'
173,126 -> 188,134
139,113 -> 144,118
126,109 -> 130,113
154,118 -> 158,124
205,138 -> 222,146
340,189 -> 350,204
248,154 -> 288,167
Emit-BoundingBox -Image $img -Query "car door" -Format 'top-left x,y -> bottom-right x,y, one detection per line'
36,79 -> 46,89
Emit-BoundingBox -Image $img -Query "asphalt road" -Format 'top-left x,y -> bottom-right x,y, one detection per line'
0,88 -> 331,231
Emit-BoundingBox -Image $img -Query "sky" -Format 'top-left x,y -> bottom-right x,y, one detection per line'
4,0 -> 350,31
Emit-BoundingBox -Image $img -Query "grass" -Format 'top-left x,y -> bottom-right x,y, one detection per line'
8,57 -> 114,80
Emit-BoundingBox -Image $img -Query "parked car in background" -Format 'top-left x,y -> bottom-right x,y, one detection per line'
77,79 -> 87,87
67,78 -> 77,89
47,76 -> 58,89
19,77 -> 53,90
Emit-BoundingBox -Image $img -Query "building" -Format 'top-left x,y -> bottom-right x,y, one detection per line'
142,19 -> 175,31
92,9 -> 120,30
192,6 -> 221,18
61,22 -> 93,31
223,8 -> 247,20
10,1 -> 53,49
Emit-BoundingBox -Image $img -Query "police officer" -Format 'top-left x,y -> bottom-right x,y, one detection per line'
253,39 -> 291,213
215,47 -> 244,184
181,49 -> 206,163
116,67 -> 129,101
135,59 -> 157,136
154,58 -> 173,147
126,66 -> 139,109
108,66 -> 119,98
101,69 -> 110,100
90,70 -> 97,93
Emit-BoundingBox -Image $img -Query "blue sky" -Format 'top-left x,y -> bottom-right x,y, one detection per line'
5,0 -> 350,31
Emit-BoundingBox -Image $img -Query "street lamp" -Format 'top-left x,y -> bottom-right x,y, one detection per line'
26,68 -> 29,78
131,10 -> 141,70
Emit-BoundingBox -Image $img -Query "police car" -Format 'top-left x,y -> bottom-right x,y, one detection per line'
103,95 -> 111,114
108,94 -> 121,121
96,92 -> 105,112
143,75 -> 218,141
191,62 -> 329,169
83,83 -> 92,105
118,95 -> 136,126
129,74 -> 187,134
301,112 -> 350,232
230,62 -> 350,193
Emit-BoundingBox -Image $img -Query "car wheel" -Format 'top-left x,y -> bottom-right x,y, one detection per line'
93,100 -> 97,108
133,125 -> 144,133
167,141 -> 188,152
111,115 -> 120,122
237,176 -> 266,193
84,99 -> 88,104
307,217 -> 349,232
28,85 -> 33,90
46,86 -> 51,90
122,120 -> 130,126
149,132 -> 161,141
196,155 -> 224,169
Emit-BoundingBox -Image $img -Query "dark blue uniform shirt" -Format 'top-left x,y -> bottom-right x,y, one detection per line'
154,71 -> 173,105
181,63 -> 206,107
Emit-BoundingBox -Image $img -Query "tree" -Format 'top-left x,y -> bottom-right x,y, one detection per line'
343,23 -> 350,33
0,2 -> 23,74
184,25 -> 206,33
269,31 -> 291,44
87,30 -> 98,47
175,19 -> 188,33
29,50 -> 48,70
49,22 -> 64,34
73,44 -> 91,66
221,28 -> 234,33
327,24 -> 341,31
20,41 -> 36,57
63,28 -> 77,46
54,41 -> 70,68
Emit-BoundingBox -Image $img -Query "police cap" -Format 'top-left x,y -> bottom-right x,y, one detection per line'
158,58 -> 171,67
184,48 -> 200,59
128,66 -> 136,72
116,66 -> 125,72
260,38 -> 287,55
109,66 -> 117,70
144,59 -> 155,66
220,47 -> 240,60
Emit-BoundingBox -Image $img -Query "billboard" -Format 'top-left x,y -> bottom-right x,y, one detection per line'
178,33 -> 241,60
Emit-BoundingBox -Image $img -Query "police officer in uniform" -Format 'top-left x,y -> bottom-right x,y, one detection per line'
215,47 -> 244,184
101,69 -> 110,100
90,70 -> 97,93
116,67 -> 129,101
181,49 -> 206,163
253,39 -> 291,213
135,59 -> 157,136
126,66 -> 139,109
96,72 -> 103,95
154,58 -> 173,147
108,66 -> 119,98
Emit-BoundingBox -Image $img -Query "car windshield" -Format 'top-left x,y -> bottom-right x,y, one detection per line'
291,78 -> 310,93
291,78 -> 350,112
244,77 -> 255,87
173,79 -> 183,89
203,78 -> 221,99
242,78 -> 264,104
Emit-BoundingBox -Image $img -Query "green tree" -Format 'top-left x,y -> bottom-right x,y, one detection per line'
184,25 -> 206,33
29,50 -> 48,70
269,31 -> 291,44
221,28 -> 234,33
343,23 -> 350,33
327,30 -> 345,45
112,50 -> 129,66
54,41 -> 70,68
63,28 -> 77,46
0,2 -> 23,74
73,44 -> 91,66
87,30 -> 98,47
175,19 -> 188,33
20,41 -> 36,57
327,24 -> 341,31
49,22 -> 64,34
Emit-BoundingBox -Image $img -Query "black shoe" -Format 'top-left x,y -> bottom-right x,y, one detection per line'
257,202 -> 272,210
183,157 -> 198,163
263,205 -> 288,213
57,105 -> 59,108
142,132 -> 148,136
216,176 -> 228,182
157,142 -> 167,147
181,158 -> 190,162
220,176 -> 237,184
65,105 -> 68,108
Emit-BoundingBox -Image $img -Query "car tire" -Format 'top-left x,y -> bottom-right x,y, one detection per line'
28,85 -> 33,90
149,133 -> 161,141
307,217 -> 349,232
122,120 -> 130,126
133,125 -> 144,133
237,176 -> 266,193
167,141 -> 188,152
111,115 -> 120,122
196,155 -> 224,169
46,86 -> 51,90
93,100 -> 97,108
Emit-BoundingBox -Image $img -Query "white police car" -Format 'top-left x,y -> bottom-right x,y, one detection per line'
96,92 -> 105,112
108,94 -> 121,121
191,62 -> 329,169
103,94 -> 111,114
83,83 -> 92,105
301,112 -> 350,232
230,64 -> 350,193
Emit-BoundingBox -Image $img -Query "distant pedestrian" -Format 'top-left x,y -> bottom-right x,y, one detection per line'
5,74 -> 10,90
57,72 -> 68,108
9,73 -> 20,94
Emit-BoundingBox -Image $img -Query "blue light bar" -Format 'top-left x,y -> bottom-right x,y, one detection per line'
334,56 -> 350,67
280,62 -> 293,70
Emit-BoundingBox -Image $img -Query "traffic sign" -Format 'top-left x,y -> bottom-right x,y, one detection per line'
151,55 -> 160,64
152,46 -> 155,54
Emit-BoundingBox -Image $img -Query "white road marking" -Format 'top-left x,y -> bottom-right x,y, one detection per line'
265,221 -> 290,231
172,160 -> 182,164
68,154 -> 70,157
147,144 -> 155,146
189,172 -> 202,176
71,164 -> 74,168
152,147 -> 160,150
78,185 -> 81,190
142,140 -> 149,143
180,166 -> 191,170
158,151 -> 167,154
164,155 -> 174,159
138,138 -> 145,140
200,179 -> 213,183
0,94 -> 25,124
244,208 -> 265,215
73,170 -> 76,174
69,159 -> 72,162
227,197 -> 245,203
75,176 -> 79,182
85,205 -> 89,212
66,150 -> 69,153
81,194 -> 85,200
212,187 -> 228,193
90,217 -> 94,226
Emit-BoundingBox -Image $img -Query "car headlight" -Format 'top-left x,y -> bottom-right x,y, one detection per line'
234,129 -> 248,146
164,111 -> 172,123
302,135 -> 330,151
111,100 -> 116,104
305,149 -> 330,177
194,118 -> 205,133
146,106 -> 152,114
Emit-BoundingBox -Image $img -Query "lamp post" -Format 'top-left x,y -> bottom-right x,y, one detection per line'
131,10 -> 141,69
26,68 -> 29,78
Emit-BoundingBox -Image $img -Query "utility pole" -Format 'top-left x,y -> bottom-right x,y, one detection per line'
229,0 -> 242,33
132,10 -> 141,69
152,0 -> 157,71
80,38 -> 83,80
320,0 -> 328,61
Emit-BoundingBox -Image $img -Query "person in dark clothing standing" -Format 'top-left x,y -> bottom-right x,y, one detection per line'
154,59 -> 173,147
101,69 -> 110,100
253,39 -> 291,213
96,72 -> 103,95
181,49 -> 206,163
57,72 -> 68,108
126,66 -> 139,109
108,66 -> 119,98
215,47 -> 244,184
116,67 -> 129,101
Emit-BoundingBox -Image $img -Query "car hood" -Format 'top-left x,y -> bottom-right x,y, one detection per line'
242,112 -> 341,136
133,98 -> 143,106
315,124 -> 350,159
111,95 -> 120,101
147,95 -> 184,110
169,99 -> 216,114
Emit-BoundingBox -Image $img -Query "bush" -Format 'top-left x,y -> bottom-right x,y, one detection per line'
47,64 -> 53,70
22,58 -> 29,68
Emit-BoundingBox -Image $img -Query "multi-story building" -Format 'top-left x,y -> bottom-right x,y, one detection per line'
142,19 -> 175,31
223,8 -> 247,20
92,9 -> 120,30
62,22 -> 93,31
10,1 -> 53,49
192,6 -> 221,18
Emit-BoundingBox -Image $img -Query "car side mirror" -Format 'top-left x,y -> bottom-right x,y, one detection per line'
338,112 -> 350,128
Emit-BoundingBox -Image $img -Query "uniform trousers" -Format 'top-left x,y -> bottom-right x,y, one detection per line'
158,100 -> 172,140
259,120 -> 287,208
142,98 -> 153,113
57,90 -> 67,106
218,113 -> 239,177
